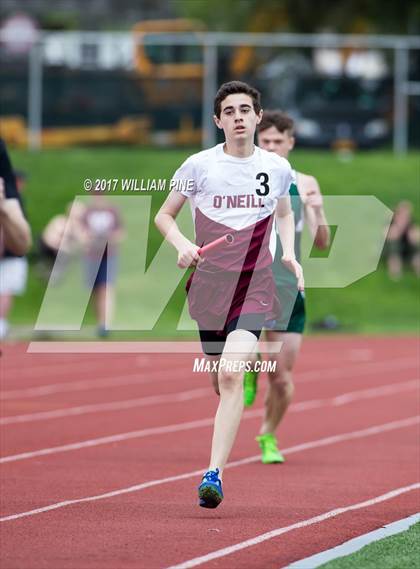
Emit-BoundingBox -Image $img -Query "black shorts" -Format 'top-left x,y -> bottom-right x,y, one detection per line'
199,313 -> 266,356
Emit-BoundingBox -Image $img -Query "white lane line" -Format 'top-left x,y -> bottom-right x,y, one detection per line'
1,356 -> 150,378
1,380 -> 417,462
291,380 -> 418,411
327,379 -> 418,406
297,357 -> 419,384
1,378 -> 417,426
2,356 -> 417,401
0,416 -> 216,464
1,416 -> 418,523
285,512 -> 420,569
347,348 -> 373,361
0,367 -> 191,400
0,387 -> 213,425
165,484 -> 420,569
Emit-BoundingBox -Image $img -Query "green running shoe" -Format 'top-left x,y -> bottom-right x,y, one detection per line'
243,353 -> 261,407
256,433 -> 285,464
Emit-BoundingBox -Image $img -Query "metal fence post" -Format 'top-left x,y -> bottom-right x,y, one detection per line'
28,38 -> 43,150
393,46 -> 409,155
202,41 -> 218,149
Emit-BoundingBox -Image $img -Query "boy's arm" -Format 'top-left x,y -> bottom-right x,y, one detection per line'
276,195 -> 304,290
154,190 -> 200,269
302,175 -> 330,250
0,178 -> 31,256
276,194 -> 295,259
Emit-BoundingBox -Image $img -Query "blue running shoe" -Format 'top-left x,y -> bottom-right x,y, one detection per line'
198,468 -> 223,508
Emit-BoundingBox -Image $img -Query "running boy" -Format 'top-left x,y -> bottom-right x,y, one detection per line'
155,84 -> 303,508
244,110 -> 330,464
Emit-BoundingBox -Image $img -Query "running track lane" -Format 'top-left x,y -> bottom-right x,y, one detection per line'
2,354 -> 417,417
0,382 -> 417,514
166,486 -> 420,569
1,350 -> 418,455
1,336 -> 418,388
0,352 -> 418,511
0,417 -> 417,568
0,337 -> 418,568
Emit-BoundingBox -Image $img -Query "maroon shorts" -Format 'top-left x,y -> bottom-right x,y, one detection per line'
186,265 -> 280,332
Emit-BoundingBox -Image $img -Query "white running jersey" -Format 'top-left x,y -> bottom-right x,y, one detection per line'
172,144 -> 294,272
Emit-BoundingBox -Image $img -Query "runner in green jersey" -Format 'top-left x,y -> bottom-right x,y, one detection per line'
244,110 -> 330,464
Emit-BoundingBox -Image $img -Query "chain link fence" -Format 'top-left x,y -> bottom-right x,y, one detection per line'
0,30 -> 419,153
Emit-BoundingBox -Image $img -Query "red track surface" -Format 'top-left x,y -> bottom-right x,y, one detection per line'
0,336 -> 419,569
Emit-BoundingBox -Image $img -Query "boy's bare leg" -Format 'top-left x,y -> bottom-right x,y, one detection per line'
260,330 -> 302,435
408,226 -> 420,277
93,284 -> 114,334
208,329 -> 258,476
0,293 -> 13,320
206,355 -> 221,395
0,293 -> 13,338
93,285 -> 107,327
387,253 -> 403,280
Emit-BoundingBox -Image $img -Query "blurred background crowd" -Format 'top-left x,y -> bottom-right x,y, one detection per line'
0,0 -> 419,339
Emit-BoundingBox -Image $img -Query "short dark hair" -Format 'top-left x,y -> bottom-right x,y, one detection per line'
214,81 -> 262,118
258,110 -> 295,135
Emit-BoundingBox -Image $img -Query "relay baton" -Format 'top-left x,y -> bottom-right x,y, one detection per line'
198,233 -> 234,255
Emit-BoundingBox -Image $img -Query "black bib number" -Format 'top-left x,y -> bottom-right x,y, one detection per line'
256,172 -> 270,196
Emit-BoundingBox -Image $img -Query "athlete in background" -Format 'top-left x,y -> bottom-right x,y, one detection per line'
244,110 -> 330,464
0,141 -> 31,339
80,193 -> 124,337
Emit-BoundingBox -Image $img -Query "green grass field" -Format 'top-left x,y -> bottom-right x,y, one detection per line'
319,522 -> 420,569
8,146 -> 420,336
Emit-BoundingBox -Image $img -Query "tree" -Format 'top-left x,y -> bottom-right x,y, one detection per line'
175,0 -> 419,34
